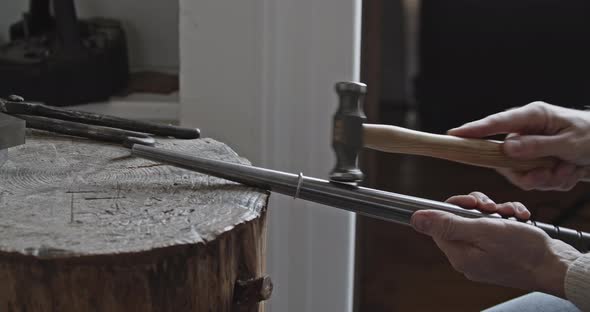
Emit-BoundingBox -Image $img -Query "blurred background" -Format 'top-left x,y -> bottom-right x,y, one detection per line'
0,0 -> 178,120
357,1 -> 590,311
2,0 -> 590,311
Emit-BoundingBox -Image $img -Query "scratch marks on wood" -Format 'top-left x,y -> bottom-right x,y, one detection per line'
125,164 -> 165,169
65,190 -> 99,194
84,196 -> 127,201
70,193 -> 75,224
0,133 -> 269,257
112,181 -> 123,211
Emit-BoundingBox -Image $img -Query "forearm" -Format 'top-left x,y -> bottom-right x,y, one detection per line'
565,253 -> 590,311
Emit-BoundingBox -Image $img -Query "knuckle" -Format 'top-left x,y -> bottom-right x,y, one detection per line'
568,140 -> 584,159
523,171 -> 550,189
470,191 -> 491,203
561,185 -> 574,191
498,169 -> 521,185
527,101 -> 549,112
438,217 -> 456,240
512,175 -> 534,190
539,182 -> 559,192
469,191 -> 484,199
528,101 -> 548,108
469,191 -> 481,196
562,178 -> 578,191
522,137 -> 542,153
526,101 -> 551,121
505,202 -> 518,214
515,202 -> 528,212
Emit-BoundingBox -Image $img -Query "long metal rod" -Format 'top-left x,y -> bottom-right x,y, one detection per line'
0,98 -> 200,139
131,144 -> 590,252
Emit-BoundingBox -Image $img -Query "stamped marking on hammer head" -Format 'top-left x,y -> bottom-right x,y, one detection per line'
329,81 -> 367,183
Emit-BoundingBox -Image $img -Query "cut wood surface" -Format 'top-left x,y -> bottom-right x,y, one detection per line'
0,131 -> 270,312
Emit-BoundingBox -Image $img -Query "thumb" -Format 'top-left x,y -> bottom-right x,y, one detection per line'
504,134 -> 569,159
411,210 -> 476,241
448,103 -> 551,138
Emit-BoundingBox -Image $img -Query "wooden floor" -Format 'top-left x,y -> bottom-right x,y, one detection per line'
355,153 -> 590,311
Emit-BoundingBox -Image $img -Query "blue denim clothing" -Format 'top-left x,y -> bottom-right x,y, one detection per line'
483,293 -> 580,312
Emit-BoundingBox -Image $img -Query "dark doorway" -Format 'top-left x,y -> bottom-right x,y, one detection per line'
355,1 -> 590,311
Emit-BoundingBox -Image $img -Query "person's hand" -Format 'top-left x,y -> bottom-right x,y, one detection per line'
446,191 -> 531,220
448,102 -> 590,191
411,192 -> 582,297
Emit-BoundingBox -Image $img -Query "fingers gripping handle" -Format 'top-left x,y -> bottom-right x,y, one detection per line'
363,124 -> 561,172
330,81 -> 571,179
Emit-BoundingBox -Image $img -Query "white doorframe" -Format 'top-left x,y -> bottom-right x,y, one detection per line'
179,1 -> 362,310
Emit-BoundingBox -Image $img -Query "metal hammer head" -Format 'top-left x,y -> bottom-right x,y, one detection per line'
329,81 -> 367,183
0,107 -> 27,167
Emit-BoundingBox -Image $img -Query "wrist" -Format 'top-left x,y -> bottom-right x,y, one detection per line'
535,239 -> 582,298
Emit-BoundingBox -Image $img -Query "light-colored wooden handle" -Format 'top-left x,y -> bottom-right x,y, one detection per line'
363,124 -> 557,171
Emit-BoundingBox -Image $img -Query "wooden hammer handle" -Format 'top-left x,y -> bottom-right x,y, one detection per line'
363,124 -> 567,172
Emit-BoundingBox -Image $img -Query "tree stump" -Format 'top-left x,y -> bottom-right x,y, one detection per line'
0,132 -> 271,312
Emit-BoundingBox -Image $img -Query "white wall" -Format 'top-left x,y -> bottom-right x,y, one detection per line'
180,0 -> 361,311
0,1 -> 178,72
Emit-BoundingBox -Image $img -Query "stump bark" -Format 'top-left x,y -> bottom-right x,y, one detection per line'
0,132 -> 270,312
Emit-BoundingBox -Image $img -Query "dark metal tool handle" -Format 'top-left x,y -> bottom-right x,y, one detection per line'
131,144 -> 590,253
2,99 -> 200,139
53,0 -> 82,52
533,222 -> 590,253
19,115 -> 155,147
34,104 -> 199,139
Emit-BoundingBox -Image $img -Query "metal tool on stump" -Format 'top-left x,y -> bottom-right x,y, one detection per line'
329,81 -> 590,183
0,95 -> 200,140
0,113 -> 26,168
0,94 -> 200,150
130,81 -> 590,252
132,144 -> 590,252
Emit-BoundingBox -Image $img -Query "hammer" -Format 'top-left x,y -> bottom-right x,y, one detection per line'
330,81 -> 577,183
